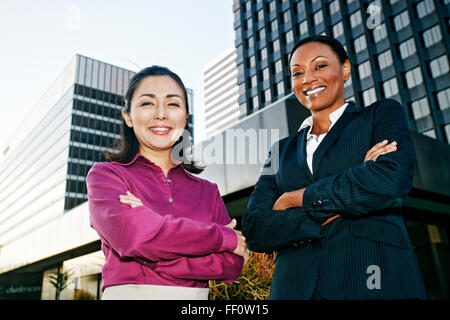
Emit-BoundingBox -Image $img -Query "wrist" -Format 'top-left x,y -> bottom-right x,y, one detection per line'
289,188 -> 304,207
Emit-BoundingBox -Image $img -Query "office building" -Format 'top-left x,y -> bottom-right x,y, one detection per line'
203,46 -> 241,138
233,0 -> 450,143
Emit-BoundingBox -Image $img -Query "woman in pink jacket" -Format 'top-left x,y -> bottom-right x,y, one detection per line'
86,66 -> 247,300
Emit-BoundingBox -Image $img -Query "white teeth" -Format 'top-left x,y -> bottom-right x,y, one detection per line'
305,87 -> 325,96
151,127 -> 170,131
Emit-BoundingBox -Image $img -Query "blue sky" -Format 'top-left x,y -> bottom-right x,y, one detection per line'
0,0 -> 235,152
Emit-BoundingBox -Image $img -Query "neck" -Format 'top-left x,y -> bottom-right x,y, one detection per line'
310,100 -> 345,135
139,146 -> 174,177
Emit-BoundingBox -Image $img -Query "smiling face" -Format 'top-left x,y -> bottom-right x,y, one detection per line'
290,42 -> 351,113
122,75 -> 188,153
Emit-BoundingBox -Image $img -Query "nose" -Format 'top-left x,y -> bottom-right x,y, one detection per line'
302,69 -> 317,84
154,103 -> 167,120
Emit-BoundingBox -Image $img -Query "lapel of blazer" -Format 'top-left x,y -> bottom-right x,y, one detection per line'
312,102 -> 363,175
296,128 -> 314,181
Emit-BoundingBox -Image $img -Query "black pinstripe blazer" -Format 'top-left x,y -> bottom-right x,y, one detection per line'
242,99 -> 427,300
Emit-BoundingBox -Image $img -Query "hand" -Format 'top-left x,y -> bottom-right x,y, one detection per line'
119,191 -> 144,208
225,219 -> 249,264
321,214 -> 341,226
272,188 -> 305,211
364,140 -> 397,162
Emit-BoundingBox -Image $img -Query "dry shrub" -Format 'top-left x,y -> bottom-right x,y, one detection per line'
73,289 -> 96,300
209,251 -> 276,300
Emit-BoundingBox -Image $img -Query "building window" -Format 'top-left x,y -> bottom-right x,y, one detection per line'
253,95 -> 259,109
245,37 -> 253,50
270,39 -> 280,53
373,23 -> 388,42
350,10 -> 362,28
277,81 -> 285,96
261,67 -> 270,80
378,50 -> 393,69
329,0 -> 340,15
333,22 -> 344,38
269,19 -> 278,33
299,20 -> 308,36
256,9 -> 264,22
399,38 -> 417,59
436,88 -> 450,110
245,18 -> 253,31
363,87 -> 377,106
283,29 -> 294,44
248,55 -> 256,68
259,47 -> 268,61
257,28 -> 266,41
383,78 -> 399,98
417,0 -> 435,19
274,59 -> 283,74
405,67 -> 423,88
411,97 -> 431,119
393,11 -> 410,31
358,61 -> 372,79
423,25 -> 443,48
429,55 -> 449,78
354,35 -> 367,53
444,124 -> 450,143
244,1 -> 251,12
314,10 -> 324,26
250,75 -> 257,88
423,129 -> 436,139
264,88 -> 272,104
268,0 -> 276,13
282,11 -> 290,24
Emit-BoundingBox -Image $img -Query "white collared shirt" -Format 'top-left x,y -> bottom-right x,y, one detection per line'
298,103 -> 348,174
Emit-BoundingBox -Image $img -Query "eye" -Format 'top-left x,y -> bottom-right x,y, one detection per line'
168,103 -> 180,107
140,101 -> 154,107
292,71 -> 304,77
316,64 -> 328,70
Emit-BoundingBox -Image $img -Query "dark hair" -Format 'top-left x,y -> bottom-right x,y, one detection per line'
288,35 -> 349,67
105,65 -> 204,174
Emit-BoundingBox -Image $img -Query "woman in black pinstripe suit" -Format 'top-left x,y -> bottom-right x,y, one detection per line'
243,35 -> 427,300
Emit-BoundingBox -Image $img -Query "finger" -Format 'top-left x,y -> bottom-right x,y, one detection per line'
121,193 -> 140,201
226,219 -> 237,229
370,140 -> 389,153
120,198 -> 142,206
321,214 -> 341,226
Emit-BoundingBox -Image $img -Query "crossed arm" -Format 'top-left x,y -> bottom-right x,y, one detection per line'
243,100 -> 415,252
86,165 -> 246,282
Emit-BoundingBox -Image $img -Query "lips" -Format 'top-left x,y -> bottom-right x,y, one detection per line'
149,126 -> 171,135
304,86 -> 326,96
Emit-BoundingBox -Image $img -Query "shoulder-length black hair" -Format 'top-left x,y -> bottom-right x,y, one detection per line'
105,65 -> 204,174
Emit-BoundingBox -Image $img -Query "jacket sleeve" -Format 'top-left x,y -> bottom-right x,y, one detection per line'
86,164 -> 237,262
302,99 -> 415,224
242,146 -> 323,253
147,185 -> 244,282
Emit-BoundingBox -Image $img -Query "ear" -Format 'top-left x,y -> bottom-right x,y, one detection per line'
122,109 -> 133,128
342,60 -> 351,81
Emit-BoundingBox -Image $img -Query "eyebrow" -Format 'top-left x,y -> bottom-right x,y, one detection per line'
138,93 -> 183,99
291,55 -> 330,67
